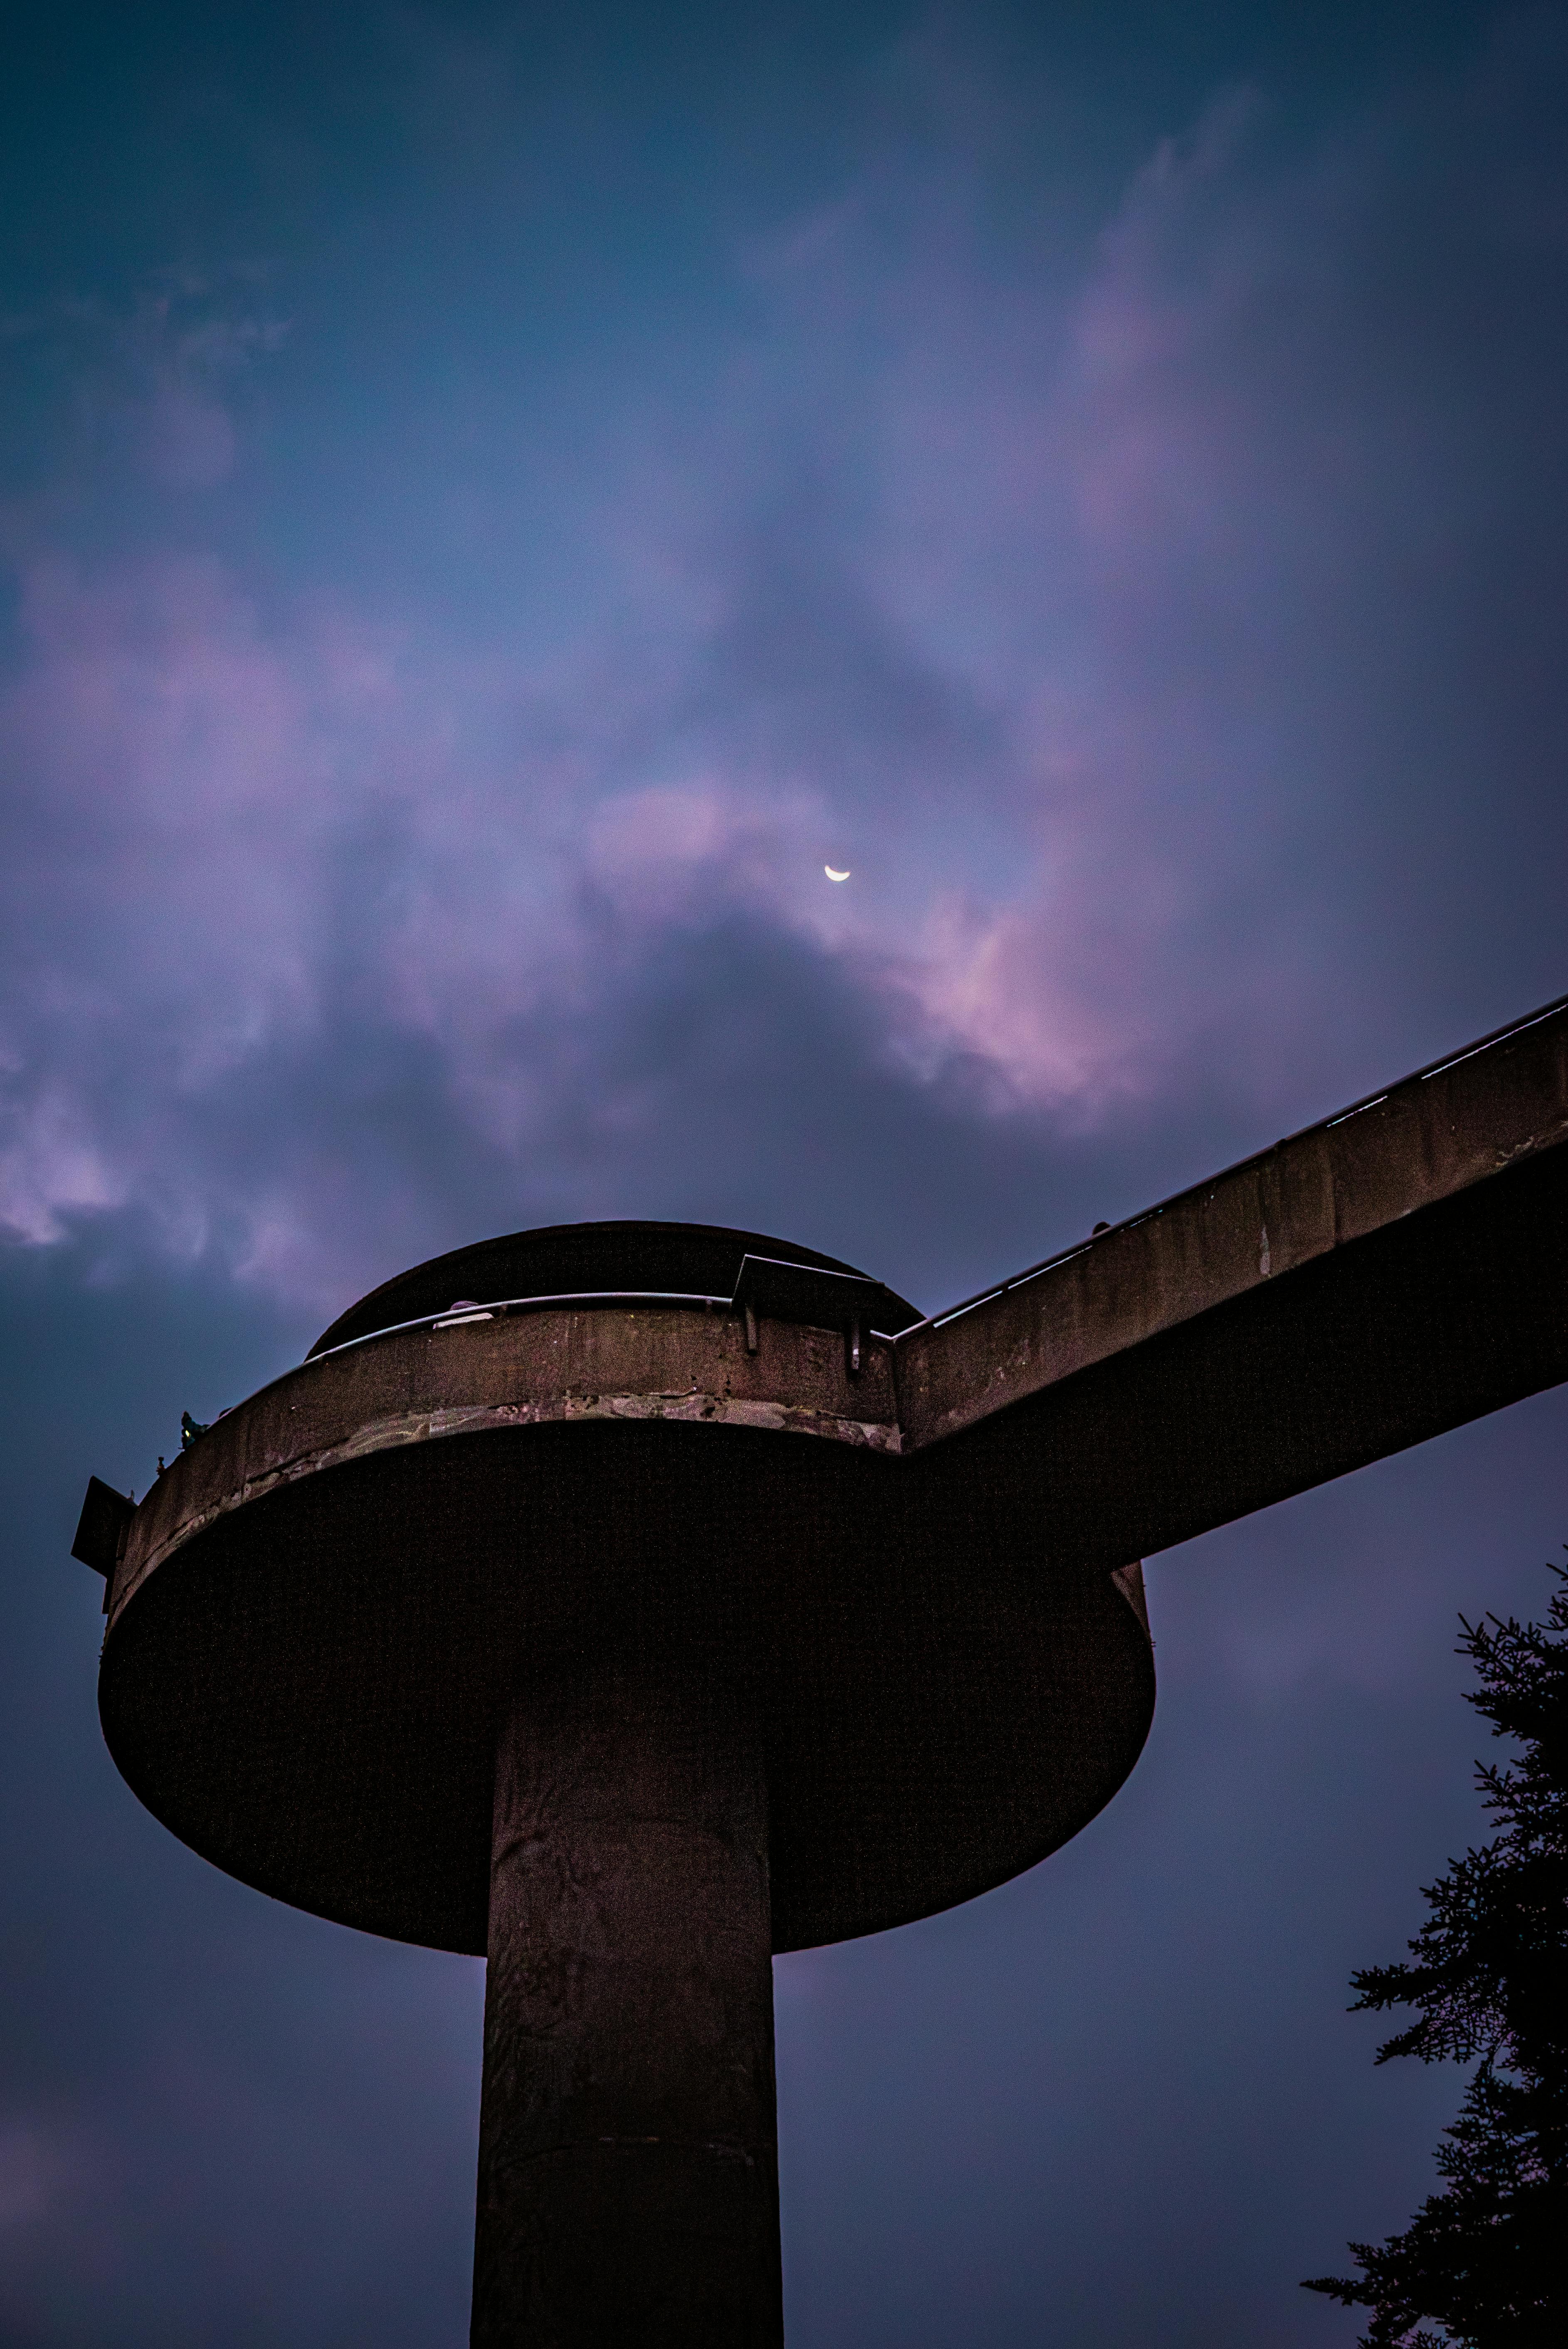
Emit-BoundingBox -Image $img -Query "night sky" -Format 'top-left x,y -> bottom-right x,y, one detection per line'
4,5 -> 1568,2342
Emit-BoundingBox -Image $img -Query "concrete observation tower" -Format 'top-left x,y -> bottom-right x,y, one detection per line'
74,996 -> 1568,2344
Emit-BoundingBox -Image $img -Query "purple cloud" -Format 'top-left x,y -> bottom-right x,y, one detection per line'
2,17 -> 1566,1323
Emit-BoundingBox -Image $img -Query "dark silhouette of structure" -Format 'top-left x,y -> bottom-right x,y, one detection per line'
73,995 -> 1568,2344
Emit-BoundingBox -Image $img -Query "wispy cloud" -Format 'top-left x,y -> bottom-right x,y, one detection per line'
2,17 -> 1566,1316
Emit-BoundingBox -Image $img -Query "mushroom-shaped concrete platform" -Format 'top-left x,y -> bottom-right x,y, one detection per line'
95,1219 -> 1154,2347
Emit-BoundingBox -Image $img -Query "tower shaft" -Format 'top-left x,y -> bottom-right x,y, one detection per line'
473,1676 -> 783,2346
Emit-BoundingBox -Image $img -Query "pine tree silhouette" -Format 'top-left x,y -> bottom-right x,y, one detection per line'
1303,1566 -> 1568,2346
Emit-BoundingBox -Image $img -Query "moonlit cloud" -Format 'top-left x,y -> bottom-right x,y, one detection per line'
6,25 -> 1566,1313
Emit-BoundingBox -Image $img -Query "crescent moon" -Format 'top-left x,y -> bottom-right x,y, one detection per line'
824,865 -> 851,882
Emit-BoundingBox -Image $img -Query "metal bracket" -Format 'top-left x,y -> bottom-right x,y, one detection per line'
72,1477 -> 135,1612
731,1256 -> 885,1375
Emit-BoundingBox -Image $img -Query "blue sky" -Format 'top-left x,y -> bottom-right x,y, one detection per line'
3,5 -> 1567,2342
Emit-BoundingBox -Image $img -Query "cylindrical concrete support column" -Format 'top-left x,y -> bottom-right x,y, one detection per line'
472,1677 -> 783,2347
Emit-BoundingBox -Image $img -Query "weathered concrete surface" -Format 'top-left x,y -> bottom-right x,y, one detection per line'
896,998 -> 1568,1563
901,998 -> 1568,1450
474,1679 -> 781,2348
109,1305 -> 900,1628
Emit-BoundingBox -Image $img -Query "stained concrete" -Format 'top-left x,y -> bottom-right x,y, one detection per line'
474,1677 -> 781,2347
